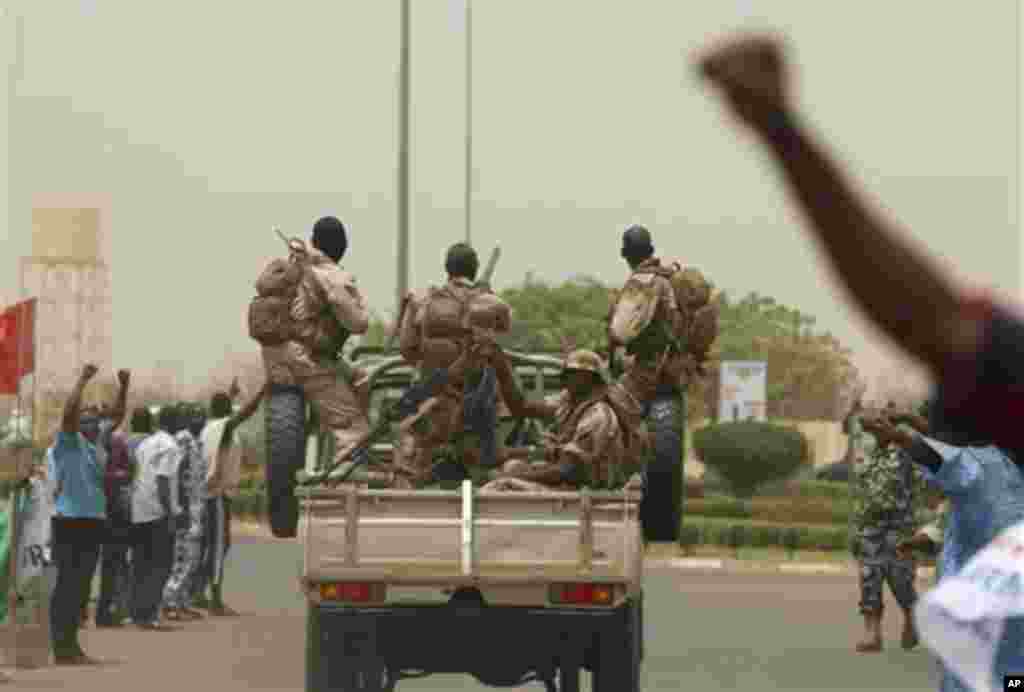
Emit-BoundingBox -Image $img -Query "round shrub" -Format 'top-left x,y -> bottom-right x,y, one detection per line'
693,421 -> 810,498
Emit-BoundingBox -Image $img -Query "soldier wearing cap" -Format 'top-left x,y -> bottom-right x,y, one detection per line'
482,346 -> 647,491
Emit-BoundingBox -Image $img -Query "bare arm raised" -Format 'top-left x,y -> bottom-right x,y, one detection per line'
698,37 -> 979,374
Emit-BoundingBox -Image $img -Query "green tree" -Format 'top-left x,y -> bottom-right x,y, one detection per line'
358,311 -> 390,349
498,275 -> 612,354
707,291 -> 862,421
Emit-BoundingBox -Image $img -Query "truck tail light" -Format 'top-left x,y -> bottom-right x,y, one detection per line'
318,582 -> 383,603
549,583 -> 616,606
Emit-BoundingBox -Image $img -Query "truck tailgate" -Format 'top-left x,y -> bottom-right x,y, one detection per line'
300,481 -> 643,587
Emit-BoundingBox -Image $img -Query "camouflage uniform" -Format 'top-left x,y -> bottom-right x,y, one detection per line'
261,247 -> 371,466
397,276 -> 511,480
851,432 -> 929,615
484,350 -> 647,492
610,256 -> 693,541
612,257 -> 688,403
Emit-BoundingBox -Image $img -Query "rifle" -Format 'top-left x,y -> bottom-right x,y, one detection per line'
475,244 -> 501,292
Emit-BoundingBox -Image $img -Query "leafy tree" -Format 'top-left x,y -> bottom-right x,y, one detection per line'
358,310 -> 391,349
498,275 -> 612,354
707,291 -> 863,421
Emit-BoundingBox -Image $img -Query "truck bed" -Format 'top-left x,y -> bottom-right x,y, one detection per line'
300,481 -> 643,589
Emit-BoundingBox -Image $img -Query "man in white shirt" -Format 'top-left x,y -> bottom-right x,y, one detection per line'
129,405 -> 184,630
195,385 -> 264,615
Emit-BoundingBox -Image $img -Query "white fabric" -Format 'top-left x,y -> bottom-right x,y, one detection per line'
202,417 -> 242,499
132,430 -> 182,523
14,477 -> 55,594
916,520 -> 1024,692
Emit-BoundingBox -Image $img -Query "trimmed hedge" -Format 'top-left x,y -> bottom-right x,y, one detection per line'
681,518 -> 850,552
688,494 -> 851,525
692,421 -> 810,498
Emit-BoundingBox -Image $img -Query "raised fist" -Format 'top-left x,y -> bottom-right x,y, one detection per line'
81,363 -> 99,380
117,369 -> 131,387
698,35 -> 790,130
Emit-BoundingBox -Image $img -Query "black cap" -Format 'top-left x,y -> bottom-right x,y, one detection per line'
621,224 -> 654,262
312,216 -> 348,261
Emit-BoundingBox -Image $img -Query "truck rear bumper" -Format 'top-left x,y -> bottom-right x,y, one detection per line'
307,597 -> 642,690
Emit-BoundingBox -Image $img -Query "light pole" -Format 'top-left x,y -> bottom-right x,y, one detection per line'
395,0 -> 411,317
463,0 -> 473,246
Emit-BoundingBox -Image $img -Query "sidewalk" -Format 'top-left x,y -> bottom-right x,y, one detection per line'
231,520 -> 937,580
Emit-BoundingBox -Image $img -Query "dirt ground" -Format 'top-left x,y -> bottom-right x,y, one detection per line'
0,536 -> 940,691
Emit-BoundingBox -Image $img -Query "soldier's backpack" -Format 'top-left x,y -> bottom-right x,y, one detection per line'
609,261 -> 719,364
415,283 -> 510,366
248,244 -> 306,346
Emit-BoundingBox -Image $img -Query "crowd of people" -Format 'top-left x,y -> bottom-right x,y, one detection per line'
38,364 -> 264,665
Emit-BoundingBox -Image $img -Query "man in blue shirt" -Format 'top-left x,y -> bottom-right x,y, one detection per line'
876,415 -> 1024,691
47,363 -> 108,665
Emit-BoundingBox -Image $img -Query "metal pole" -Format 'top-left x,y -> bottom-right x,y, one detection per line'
463,0 -> 473,246
395,0 -> 411,316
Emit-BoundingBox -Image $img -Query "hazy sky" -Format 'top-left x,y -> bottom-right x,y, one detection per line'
1,1 -> 1019,399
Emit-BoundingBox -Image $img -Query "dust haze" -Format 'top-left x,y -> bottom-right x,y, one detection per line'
0,2 -> 1018,405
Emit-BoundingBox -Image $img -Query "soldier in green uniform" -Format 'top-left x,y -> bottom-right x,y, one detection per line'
850,412 -> 931,653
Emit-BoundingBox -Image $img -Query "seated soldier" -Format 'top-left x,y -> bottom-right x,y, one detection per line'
480,345 -> 647,491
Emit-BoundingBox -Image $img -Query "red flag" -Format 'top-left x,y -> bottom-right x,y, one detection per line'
0,298 -> 36,395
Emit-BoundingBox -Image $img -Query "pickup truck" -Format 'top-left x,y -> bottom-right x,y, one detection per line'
266,348 -> 644,691
299,482 -> 643,692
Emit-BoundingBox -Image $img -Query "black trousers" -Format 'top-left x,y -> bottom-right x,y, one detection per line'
130,518 -> 174,624
97,520 -> 134,621
639,387 -> 685,543
50,517 -> 104,658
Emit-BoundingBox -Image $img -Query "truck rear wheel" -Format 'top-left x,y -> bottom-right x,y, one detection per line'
306,604 -> 392,691
266,384 -> 306,538
591,600 -> 642,692
641,393 -> 684,542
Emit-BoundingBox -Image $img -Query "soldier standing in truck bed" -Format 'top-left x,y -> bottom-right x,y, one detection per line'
397,243 -> 511,485
850,413 -> 930,653
608,225 -> 718,540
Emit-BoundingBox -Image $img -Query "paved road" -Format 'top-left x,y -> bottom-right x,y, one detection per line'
8,536 -> 940,691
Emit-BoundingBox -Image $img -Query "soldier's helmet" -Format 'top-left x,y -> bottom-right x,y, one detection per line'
564,349 -> 608,383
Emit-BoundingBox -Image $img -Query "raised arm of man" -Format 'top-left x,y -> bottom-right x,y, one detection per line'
62,363 -> 98,434
698,37 -> 1024,451
220,384 -> 267,454
487,345 -> 556,421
